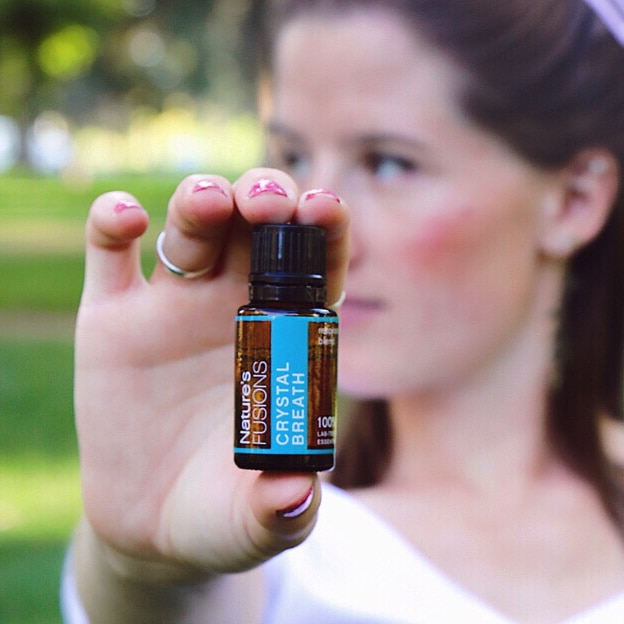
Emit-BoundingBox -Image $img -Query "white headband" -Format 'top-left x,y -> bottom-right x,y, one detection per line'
583,0 -> 624,45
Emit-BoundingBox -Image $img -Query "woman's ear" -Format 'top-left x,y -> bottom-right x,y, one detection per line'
539,149 -> 619,259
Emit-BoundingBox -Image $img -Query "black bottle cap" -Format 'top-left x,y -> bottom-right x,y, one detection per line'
250,223 -> 327,287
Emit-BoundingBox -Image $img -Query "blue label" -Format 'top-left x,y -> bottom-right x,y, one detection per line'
234,315 -> 337,457
271,315 -> 309,453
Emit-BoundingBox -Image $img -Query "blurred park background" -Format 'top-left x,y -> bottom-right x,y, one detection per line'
0,1 -> 260,621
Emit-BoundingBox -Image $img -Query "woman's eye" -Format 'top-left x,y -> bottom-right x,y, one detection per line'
365,153 -> 417,180
273,149 -> 310,178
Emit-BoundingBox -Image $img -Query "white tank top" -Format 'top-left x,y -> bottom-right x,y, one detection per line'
62,483 -> 624,623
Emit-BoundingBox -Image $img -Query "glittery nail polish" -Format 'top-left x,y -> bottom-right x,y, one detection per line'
247,179 -> 289,199
303,189 -> 342,203
192,180 -> 229,197
114,201 -> 142,213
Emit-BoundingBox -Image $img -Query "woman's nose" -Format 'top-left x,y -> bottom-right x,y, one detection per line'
300,159 -> 364,271
301,163 -> 341,197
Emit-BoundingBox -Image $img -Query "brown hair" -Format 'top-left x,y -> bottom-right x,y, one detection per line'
253,0 -> 624,523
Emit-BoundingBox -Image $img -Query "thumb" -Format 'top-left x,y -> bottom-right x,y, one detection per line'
247,473 -> 321,558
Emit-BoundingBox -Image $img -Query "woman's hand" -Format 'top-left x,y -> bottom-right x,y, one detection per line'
74,169 -> 349,579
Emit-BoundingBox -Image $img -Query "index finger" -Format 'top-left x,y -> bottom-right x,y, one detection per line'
295,189 -> 350,307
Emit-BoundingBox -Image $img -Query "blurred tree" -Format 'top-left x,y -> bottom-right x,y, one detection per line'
0,0 -> 254,133
0,0 -> 123,120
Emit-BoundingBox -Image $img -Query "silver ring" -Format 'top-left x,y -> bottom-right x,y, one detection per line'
156,231 -> 213,279
329,290 -> 346,311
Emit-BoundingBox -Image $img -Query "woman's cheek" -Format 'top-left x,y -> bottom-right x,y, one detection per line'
397,203 -> 485,277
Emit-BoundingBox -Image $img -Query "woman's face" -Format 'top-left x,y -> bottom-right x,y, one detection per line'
266,10 -> 563,398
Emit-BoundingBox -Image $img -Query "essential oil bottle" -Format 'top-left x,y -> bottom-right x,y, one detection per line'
234,223 -> 338,471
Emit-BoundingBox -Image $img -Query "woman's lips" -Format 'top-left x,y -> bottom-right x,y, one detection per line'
338,296 -> 384,324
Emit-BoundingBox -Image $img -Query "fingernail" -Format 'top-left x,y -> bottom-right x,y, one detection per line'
114,201 -> 142,213
276,486 -> 315,519
192,180 -> 229,198
303,189 -> 342,203
248,179 -> 289,200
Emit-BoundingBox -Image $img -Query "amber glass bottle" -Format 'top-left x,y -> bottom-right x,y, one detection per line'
234,224 -> 338,471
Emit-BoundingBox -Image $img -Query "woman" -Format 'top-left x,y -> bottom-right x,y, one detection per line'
64,0 -> 624,622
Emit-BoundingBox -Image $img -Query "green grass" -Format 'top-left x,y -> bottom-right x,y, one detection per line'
0,255 -> 84,312
0,540 -> 70,624
0,341 -> 76,457
0,339 -> 79,624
